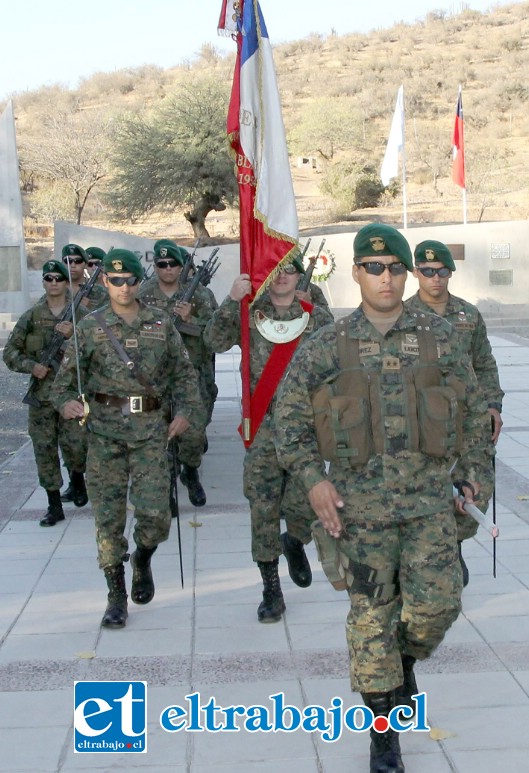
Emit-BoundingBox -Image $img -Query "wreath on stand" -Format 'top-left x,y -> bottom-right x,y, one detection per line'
303,249 -> 336,283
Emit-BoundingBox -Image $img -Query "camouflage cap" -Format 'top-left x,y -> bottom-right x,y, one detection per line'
42,260 -> 69,280
153,241 -> 185,266
103,248 -> 144,280
61,243 -> 88,261
414,240 -> 456,271
353,224 -> 413,270
86,246 -> 106,261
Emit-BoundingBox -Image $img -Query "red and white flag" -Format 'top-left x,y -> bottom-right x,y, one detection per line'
223,0 -> 298,297
220,0 -> 299,445
452,86 -> 465,189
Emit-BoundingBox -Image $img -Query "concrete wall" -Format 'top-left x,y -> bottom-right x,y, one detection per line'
0,101 -> 30,314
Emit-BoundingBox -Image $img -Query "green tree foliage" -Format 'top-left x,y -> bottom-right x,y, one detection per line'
110,76 -> 238,239
288,97 -> 363,162
320,161 -> 386,210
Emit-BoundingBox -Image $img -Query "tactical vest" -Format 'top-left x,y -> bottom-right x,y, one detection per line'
312,314 -> 464,465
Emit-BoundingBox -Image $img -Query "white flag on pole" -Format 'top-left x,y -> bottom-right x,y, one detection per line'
380,85 -> 404,187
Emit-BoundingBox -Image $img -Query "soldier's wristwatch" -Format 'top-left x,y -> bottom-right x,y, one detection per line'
487,402 -> 502,413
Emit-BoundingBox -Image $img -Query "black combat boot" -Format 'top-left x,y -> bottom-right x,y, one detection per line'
131,546 -> 157,604
362,691 -> 405,773
40,490 -> 66,527
281,531 -> 312,588
458,541 -> 470,587
101,563 -> 128,628
257,559 -> 286,623
60,471 -> 88,506
395,654 -> 418,717
180,464 -> 206,507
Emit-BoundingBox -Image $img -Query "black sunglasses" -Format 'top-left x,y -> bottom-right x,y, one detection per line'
87,260 -> 102,268
416,266 -> 452,278
106,275 -> 140,287
281,264 -> 298,275
155,259 -> 179,269
43,274 -> 66,283
356,261 -> 408,276
63,256 -> 85,265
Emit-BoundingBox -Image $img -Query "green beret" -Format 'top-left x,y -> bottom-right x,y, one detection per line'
42,260 -> 69,280
153,242 -> 185,266
86,247 -> 106,261
103,249 -> 144,280
61,243 -> 88,261
353,224 -> 413,271
414,240 -> 456,271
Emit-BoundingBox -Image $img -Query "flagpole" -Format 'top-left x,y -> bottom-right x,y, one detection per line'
401,87 -> 408,230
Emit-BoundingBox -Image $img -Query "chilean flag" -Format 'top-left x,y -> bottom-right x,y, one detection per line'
452,87 -> 465,189
223,0 -> 298,297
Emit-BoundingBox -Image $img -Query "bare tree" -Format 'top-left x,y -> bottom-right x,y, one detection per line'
19,110 -> 113,224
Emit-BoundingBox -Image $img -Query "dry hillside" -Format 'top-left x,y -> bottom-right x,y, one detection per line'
4,1 -> 529,261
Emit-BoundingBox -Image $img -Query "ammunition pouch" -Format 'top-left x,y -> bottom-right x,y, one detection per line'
311,520 -> 347,591
347,561 -> 400,602
311,316 -> 464,465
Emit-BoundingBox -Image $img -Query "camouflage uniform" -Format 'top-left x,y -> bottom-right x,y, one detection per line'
52,301 -> 203,569
307,281 -> 331,311
204,293 -> 331,562
3,299 -> 88,490
79,281 -> 108,312
138,280 -> 216,437
406,291 -> 501,539
274,305 -> 491,693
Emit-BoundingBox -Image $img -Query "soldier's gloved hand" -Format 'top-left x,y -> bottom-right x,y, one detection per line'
32,363 -> 50,379
62,399 -> 86,421
309,480 -> 344,538
230,274 -> 252,302
168,414 -> 190,440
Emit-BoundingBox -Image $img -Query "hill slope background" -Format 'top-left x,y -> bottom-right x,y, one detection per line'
3,1 -> 529,261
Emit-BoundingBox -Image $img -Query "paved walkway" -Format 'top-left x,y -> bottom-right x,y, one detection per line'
1,335 -> 529,772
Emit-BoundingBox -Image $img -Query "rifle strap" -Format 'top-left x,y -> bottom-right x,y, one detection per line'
238,300 -> 314,446
93,312 -> 156,396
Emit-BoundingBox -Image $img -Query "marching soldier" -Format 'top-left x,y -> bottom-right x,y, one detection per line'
204,255 -> 332,623
274,224 -> 491,773
3,260 -> 89,526
405,239 -> 502,584
52,249 -> 204,629
138,240 -> 213,505
85,247 -> 107,287
62,243 -> 108,311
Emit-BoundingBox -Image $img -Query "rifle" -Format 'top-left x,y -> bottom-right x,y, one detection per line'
297,238 -> 326,292
169,408 -> 184,588
179,239 -> 200,287
173,253 -> 218,336
22,265 -> 103,408
199,248 -> 220,287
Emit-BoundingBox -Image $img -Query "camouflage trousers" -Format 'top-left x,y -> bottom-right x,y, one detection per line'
86,431 -> 172,570
244,417 -> 314,562
199,359 -> 218,426
176,420 -> 206,468
339,508 -> 462,693
28,402 -> 87,490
